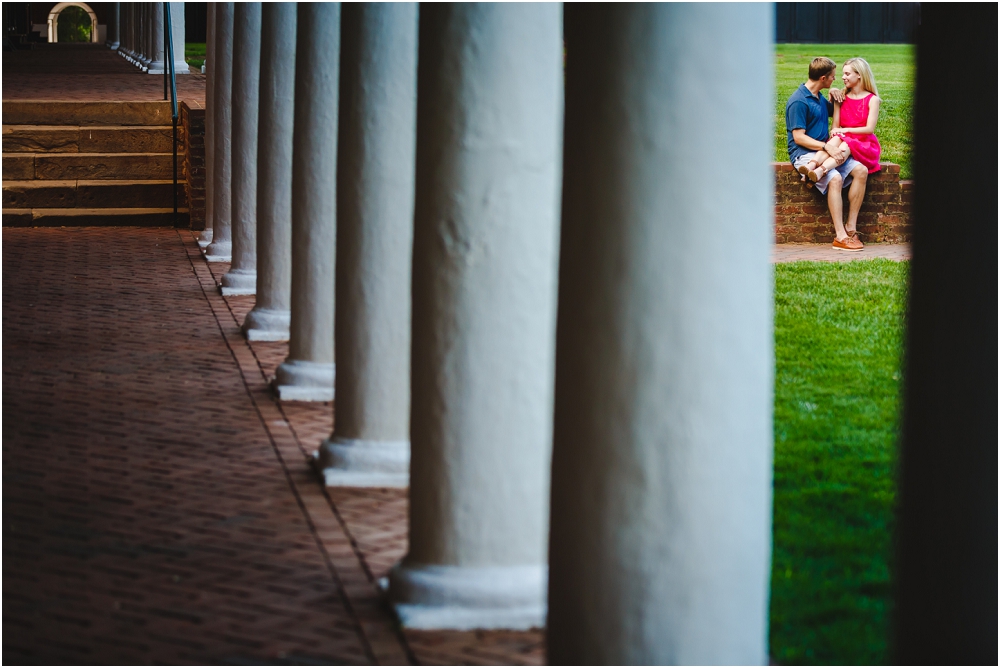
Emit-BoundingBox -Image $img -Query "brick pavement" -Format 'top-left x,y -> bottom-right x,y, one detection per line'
197,240 -> 546,666
772,242 -> 910,264
2,227 -> 546,665
3,43 -> 206,108
2,228 -> 376,664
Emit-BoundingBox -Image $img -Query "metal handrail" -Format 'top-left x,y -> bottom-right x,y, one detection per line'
164,2 -> 179,227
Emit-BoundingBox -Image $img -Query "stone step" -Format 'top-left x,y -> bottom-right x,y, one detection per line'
3,180 -> 186,209
3,207 -> 190,227
3,152 -> 178,180
2,101 -> 174,127
3,125 -> 176,154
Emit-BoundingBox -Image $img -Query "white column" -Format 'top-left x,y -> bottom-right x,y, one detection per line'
220,2 -> 261,296
272,3 -> 339,402
199,3 -> 216,248
122,4 -> 132,59
545,5 -> 774,665
146,4 -> 165,75
317,3 -> 417,488
205,3 -> 234,263
139,3 -> 150,69
134,3 -> 141,62
118,4 -> 127,56
386,4 -> 563,630
242,3 -> 296,341
894,5 -> 993,664
125,4 -> 136,62
169,2 -> 189,75
132,3 -> 140,63
107,2 -> 119,49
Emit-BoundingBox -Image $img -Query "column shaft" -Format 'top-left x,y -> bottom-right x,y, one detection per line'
169,2 -> 188,74
318,3 -> 417,487
893,5 -> 995,664
546,5 -> 774,664
140,3 -> 150,67
243,3 -> 296,341
107,2 -> 119,49
205,3 -> 234,263
122,4 -> 131,58
130,3 -> 137,61
199,3 -> 216,248
272,3 -> 340,401
387,3 -> 563,630
221,2 -> 262,296
147,4 -> 165,75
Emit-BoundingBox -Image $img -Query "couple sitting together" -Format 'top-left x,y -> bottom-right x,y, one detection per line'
786,56 -> 882,251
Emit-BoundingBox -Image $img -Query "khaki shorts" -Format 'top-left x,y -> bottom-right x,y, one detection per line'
793,153 -> 861,195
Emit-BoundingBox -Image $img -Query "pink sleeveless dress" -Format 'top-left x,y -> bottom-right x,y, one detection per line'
835,93 -> 881,173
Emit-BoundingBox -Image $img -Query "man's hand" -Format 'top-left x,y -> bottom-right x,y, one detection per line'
829,87 -> 845,104
828,144 -> 848,166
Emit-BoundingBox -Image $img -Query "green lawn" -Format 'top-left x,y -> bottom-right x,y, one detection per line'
771,260 -> 908,664
185,42 -> 205,69
775,44 -> 915,179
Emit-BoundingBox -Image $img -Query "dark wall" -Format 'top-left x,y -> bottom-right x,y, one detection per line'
185,2 -> 206,43
27,2 -> 113,25
14,3 -> 205,41
776,3 -> 921,43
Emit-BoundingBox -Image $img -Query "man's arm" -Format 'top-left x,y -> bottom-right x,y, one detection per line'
828,87 -> 845,106
792,128 -> 829,153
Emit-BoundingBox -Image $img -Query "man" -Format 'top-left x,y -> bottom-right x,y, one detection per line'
786,57 -> 869,251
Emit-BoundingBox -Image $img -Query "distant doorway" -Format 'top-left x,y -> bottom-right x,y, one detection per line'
47,2 -> 99,43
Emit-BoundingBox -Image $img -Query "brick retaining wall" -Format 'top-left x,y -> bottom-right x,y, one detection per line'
181,102 -> 206,231
774,162 -> 912,243
173,124 -> 913,241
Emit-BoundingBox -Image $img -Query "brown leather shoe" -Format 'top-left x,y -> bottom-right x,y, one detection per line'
832,235 -> 864,251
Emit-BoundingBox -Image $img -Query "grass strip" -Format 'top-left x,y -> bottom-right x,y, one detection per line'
771,259 -> 908,665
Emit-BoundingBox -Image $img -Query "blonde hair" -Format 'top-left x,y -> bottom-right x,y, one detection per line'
844,58 -> 879,97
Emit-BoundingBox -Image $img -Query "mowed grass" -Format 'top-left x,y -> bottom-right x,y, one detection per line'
771,260 -> 908,665
775,44 -> 915,179
185,42 -> 205,69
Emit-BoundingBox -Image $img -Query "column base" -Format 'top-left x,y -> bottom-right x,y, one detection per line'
197,228 -> 213,248
387,563 -> 547,631
242,307 -> 290,341
147,59 -> 166,75
173,59 -> 192,74
220,268 -> 257,296
204,239 -> 232,262
315,437 -> 410,487
272,359 -> 335,402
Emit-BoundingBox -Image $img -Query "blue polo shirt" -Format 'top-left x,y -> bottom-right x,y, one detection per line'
785,83 -> 834,164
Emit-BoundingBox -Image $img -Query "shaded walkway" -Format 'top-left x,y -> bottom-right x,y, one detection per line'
3,43 -> 207,107
2,227 -> 543,664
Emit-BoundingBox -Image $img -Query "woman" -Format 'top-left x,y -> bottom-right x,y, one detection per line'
800,58 -> 882,183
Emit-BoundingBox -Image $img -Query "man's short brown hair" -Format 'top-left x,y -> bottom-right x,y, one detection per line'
808,57 -> 837,81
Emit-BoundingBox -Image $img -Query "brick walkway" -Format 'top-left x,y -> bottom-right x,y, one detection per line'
3,43 -> 207,108
2,227 -> 545,665
772,242 -> 910,263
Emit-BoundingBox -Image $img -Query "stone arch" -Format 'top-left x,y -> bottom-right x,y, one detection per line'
47,1 -> 99,43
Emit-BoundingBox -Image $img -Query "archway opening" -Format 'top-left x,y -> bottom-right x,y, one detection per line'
47,2 -> 99,43
56,5 -> 91,42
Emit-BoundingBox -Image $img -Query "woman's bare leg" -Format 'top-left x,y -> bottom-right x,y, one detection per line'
809,138 -> 848,182
799,150 -> 828,176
